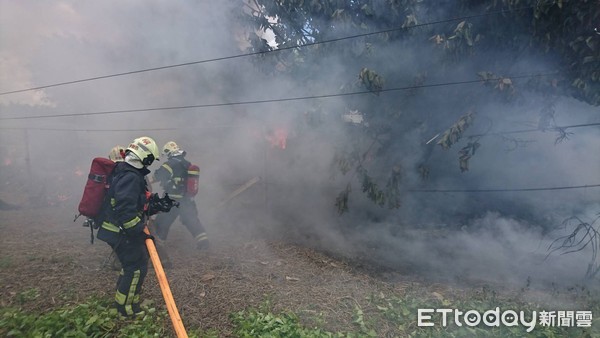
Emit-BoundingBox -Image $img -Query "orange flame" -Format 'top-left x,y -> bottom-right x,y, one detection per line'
56,194 -> 70,202
265,127 -> 288,149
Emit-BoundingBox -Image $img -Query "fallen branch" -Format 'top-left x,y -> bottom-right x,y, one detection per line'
217,176 -> 260,208
546,214 -> 600,279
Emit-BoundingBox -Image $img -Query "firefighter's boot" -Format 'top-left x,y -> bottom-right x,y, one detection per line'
195,232 -> 210,251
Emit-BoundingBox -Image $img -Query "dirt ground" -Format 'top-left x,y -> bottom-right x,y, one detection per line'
0,196 -> 595,337
0,202 -> 410,335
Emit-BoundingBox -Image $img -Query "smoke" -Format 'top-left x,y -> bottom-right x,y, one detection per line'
1,1 -> 599,291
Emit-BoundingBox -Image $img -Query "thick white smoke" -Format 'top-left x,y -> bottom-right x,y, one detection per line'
1,1 -> 598,290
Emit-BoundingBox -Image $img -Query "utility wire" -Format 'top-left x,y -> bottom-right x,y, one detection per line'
0,127 -> 178,132
560,123 -> 600,129
0,6 -> 534,96
0,125 -> 233,131
1,122 -> 597,134
0,71 -> 557,121
463,122 -> 600,139
408,184 -> 600,193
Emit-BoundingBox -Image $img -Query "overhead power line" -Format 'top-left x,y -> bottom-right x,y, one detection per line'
465,122 -> 600,138
0,71 -> 557,121
0,125 -> 234,131
409,184 -> 600,193
0,6 -> 534,96
0,127 -> 178,132
1,122 -> 597,135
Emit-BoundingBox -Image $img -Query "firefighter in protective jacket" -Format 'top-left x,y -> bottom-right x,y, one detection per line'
151,141 -> 208,267
96,136 -> 161,317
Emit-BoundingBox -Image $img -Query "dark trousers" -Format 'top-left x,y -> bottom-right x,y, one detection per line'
153,198 -> 207,243
111,234 -> 148,315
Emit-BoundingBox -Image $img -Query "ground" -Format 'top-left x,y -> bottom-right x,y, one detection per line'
0,199 -> 597,337
0,203 -> 412,335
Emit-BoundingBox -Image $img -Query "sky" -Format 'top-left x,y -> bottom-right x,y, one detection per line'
1,0 -> 599,290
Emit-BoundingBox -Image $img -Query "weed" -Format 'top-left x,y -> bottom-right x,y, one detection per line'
0,297 -> 173,337
230,307 -> 349,337
0,256 -> 12,269
16,288 -> 40,304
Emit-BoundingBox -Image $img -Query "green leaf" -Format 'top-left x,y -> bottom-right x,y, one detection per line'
85,315 -> 98,326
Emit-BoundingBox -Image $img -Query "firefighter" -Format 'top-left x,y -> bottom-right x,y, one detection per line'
151,141 -> 208,268
96,136 -> 161,317
105,145 -> 154,272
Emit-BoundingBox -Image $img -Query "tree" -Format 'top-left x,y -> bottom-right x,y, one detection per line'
237,0 -> 599,217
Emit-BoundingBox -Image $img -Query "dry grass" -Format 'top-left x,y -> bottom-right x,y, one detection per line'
1,192 -> 595,336
0,200 -> 435,336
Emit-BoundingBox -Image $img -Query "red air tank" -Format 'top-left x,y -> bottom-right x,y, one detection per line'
185,164 -> 200,197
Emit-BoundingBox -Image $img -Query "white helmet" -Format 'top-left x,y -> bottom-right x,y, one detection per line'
126,136 -> 160,166
108,145 -> 125,162
162,141 -> 184,157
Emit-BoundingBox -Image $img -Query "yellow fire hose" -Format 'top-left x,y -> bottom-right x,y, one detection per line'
144,226 -> 188,338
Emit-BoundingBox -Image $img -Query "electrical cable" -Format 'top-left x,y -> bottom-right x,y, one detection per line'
467,122 -> 600,138
0,6 -> 534,96
408,184 -> 600,193
0,71 -> 558,121
1,122 -> 597,134
0,127 -> 179,132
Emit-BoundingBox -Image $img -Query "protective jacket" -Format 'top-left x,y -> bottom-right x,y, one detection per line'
97,161 -> 150,244
153,154 -> 190,199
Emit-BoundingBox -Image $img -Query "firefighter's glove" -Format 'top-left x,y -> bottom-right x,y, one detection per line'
147,193 -> 161,216
145,233 -> 155,241
148,193 -> 177,215
160,193 -> 174,210
164,193 -> 180,209
147,193 -> 163,216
